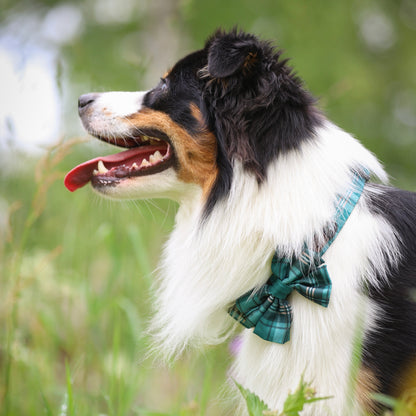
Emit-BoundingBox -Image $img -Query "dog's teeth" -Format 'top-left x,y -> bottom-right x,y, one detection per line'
132,162 -> 139,170
153,151 -> 163,161
149,151 -> 163,164
140,159 -> 151,167
97,160 -> 108,174
142,136 -> 150,142
93,169 -> 99,176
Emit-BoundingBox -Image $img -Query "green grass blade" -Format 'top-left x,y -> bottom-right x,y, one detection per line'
64,360 -> 75,416
41,393 -> 54,416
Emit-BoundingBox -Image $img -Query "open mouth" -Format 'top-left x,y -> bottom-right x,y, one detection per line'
64,130 -> 174,192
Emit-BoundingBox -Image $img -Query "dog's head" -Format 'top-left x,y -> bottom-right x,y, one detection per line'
65,29 -> 321,213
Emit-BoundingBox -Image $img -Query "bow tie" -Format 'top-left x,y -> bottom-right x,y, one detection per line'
229,170 -> 368,344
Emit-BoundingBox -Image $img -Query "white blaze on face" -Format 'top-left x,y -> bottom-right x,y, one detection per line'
93,91 -> 147,117
80,91 -> 148,137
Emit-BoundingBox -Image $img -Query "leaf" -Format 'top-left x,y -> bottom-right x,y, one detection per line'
234,380 -> 271,416
281,375 -> 332,416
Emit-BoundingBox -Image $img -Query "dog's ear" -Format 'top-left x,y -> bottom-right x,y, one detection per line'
207,32 -> 261,79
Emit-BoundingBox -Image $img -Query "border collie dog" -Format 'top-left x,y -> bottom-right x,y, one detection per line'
65,30 -> 416,415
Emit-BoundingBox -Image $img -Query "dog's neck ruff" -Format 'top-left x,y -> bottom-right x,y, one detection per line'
229,170 -> 368,344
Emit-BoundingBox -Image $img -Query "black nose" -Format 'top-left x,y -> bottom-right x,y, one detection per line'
78,93 -> 99,112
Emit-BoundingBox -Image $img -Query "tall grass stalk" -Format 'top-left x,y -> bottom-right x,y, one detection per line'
2,139 -> 79,415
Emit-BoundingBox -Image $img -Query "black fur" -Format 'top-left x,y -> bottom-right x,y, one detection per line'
143,29 -> 323,215
203,30 -> 322,175
143,50 -> 207,136
364,186 -> 416,399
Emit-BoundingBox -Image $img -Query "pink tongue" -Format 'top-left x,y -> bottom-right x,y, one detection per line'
64,147 -> 160,192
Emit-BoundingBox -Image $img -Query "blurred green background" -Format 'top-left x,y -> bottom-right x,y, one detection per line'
1,0 -> 415,415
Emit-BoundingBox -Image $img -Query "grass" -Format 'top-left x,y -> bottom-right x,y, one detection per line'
1,140 -> 415,415
0,141 -> 230,415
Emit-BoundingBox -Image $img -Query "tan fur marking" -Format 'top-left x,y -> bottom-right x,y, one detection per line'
356,367 -> 379,414
243,52 -> 258,71
126,108 -> 218,197
189,103 -> 204,124
162,69 -> 171,79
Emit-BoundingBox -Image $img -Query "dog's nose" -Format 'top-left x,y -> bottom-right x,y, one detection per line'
78,93 -> 100,113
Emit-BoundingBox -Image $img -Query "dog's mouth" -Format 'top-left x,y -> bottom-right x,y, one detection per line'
64,130 -> 175,192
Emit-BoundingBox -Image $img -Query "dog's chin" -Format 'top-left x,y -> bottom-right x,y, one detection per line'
90,167 -> 196,202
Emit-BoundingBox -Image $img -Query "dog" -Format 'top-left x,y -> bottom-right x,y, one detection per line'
65,29 -> 416,415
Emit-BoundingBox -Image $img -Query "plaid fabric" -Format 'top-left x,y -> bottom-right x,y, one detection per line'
229,170 -> 368,344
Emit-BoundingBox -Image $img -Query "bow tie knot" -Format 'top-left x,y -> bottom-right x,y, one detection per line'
268,278 -> 292,299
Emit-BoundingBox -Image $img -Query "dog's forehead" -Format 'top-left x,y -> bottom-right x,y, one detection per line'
168,48 -> 207,79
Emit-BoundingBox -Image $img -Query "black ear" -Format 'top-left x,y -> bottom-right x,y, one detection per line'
207,31 -> 261,78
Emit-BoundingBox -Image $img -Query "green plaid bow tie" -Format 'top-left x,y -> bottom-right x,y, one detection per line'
229,170 -> 368,344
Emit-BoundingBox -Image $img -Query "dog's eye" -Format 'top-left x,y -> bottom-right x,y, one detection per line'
160,78 -> 168,90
